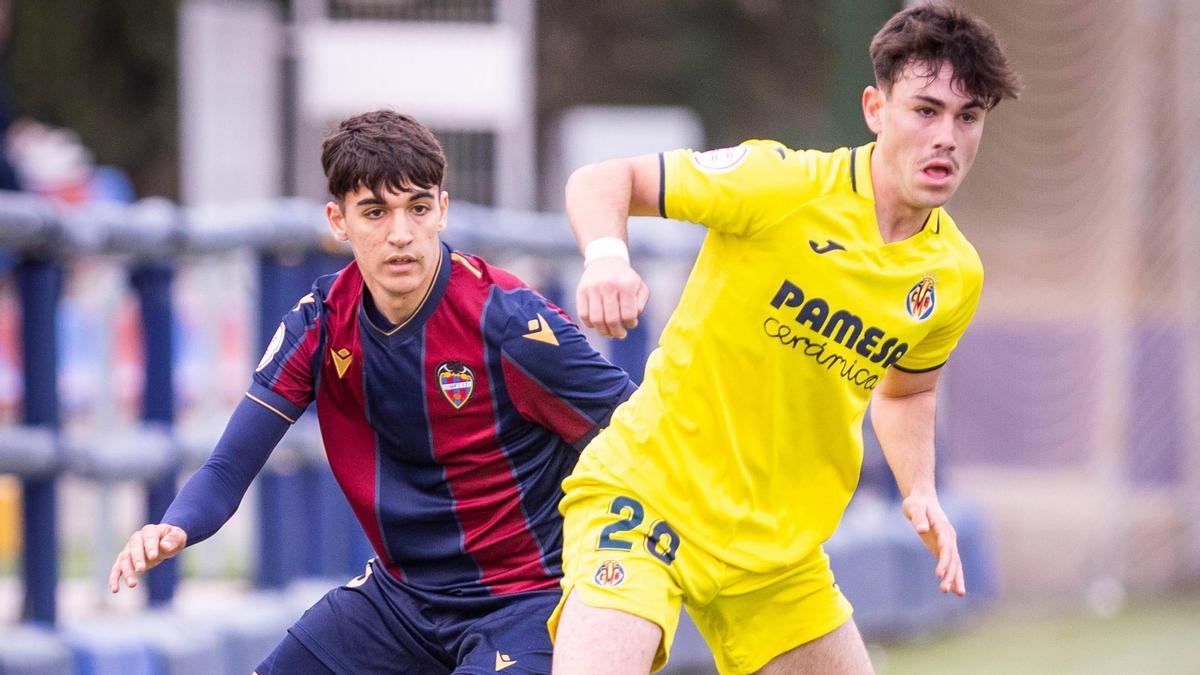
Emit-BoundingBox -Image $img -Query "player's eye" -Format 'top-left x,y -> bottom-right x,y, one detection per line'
958,112 -> 978,123
411,204 -> 431,215
364,208 -> 386,218
916,107 -> 935,117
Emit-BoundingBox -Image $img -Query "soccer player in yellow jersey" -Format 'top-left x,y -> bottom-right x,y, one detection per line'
548,4 -> 1020,674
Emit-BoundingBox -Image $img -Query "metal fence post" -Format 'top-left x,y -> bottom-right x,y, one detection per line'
130,262 -> 179,605
17,256 -> 62,626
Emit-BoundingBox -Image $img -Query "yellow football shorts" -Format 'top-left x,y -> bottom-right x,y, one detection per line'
548,478 -> 854,674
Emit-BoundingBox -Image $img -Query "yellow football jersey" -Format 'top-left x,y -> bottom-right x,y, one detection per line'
570,140 -> 983,571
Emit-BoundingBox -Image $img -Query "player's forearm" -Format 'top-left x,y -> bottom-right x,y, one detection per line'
871,389 -> 938,498
162,396 -> 290,544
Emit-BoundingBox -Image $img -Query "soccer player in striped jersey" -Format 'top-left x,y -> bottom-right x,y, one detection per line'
110,110 -> 634,674
549,5 -> 1019,674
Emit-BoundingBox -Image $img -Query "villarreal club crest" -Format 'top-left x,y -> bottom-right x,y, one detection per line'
593,560 -> 626,588
437,361 -> 476,409
905,274 -> 937,322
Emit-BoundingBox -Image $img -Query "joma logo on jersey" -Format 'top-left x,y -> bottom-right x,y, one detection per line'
769,280 -> 909,368
906,275 -> 936,321
436,361 -> 475,409
593,560 -> 626,588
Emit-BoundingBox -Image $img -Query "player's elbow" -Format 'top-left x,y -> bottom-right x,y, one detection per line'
566,156 -> 659,217
566,159 -> 627,198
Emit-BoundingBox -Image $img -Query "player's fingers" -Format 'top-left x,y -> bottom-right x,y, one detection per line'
934,536 -> 950,578
108,560 -> 122,593
934,520 -> 955,578
160,527 -> 184,556
619,286 -> 639,330
939,548 -> 957,592
635,282 -> 651,315
601,289 -> 626,339
908,503 -> 931,534
142,524 -> 162,562
947,551 -> 962,594
587,288 -> 612,337
955,559 -> 967,596
129,532 -> 147,572
583,287 -> 607,335
117,550 -> 138,589
575,286 -> 591,329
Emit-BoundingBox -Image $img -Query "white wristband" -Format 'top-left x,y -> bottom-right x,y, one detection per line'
583,237 -> 630,266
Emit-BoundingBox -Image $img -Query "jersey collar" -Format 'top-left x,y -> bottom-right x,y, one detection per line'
852,141 -> 943,244
849,142 -> 876,201
360,242 -> 452,342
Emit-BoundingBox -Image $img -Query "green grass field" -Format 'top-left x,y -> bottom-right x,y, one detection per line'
874,592 -> 1200,675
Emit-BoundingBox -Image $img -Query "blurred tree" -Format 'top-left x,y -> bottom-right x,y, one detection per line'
7,0 -> 180,198
538,0 -> 897,157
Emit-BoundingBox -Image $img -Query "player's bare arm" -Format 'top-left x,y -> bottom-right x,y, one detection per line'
565,154 -> 659,339
109,523 -> 188,593
871,366 -> 965,597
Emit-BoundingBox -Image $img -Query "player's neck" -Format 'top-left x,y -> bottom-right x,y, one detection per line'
871,163 -> 931,244
362,269 -> 438,328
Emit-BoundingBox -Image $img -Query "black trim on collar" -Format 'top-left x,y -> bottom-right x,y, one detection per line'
849,147 -> 858,194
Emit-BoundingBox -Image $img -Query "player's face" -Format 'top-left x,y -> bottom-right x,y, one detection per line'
326,182 -> 448,314
863,59 -> 987,210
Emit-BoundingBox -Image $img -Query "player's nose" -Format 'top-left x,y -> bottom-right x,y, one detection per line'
385,218 -> 415,246
932,116 -> 957,151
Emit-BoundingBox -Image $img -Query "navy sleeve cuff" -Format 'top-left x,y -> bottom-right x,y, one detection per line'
246,381 -> 305,423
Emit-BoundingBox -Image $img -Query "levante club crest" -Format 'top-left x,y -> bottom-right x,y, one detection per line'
437,361 -> 475,409
905,275 -> 937,321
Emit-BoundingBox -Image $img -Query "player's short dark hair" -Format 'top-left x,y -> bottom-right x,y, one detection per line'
321,110 -> 447,200
870,2 -> 1020,110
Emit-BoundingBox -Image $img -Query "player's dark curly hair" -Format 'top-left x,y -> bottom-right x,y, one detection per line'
870,2 -> 1020,110
321,110 -> 447,200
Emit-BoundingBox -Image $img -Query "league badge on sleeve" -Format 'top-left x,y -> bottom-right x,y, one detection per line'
256,323 -> 285,372
437,361 -> 476,409
905,274 -> 937,321
690,145 -> 750,174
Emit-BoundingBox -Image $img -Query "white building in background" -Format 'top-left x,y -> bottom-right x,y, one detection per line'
180,0 -> 535,209
180,0 -> 707,218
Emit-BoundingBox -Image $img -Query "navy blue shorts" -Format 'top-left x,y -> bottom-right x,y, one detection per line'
257,558 -> 558,674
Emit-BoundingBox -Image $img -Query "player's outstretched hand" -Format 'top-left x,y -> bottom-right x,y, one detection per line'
901,494 -> 966,597
109,523 -> 188,593
576,256 -> 650,340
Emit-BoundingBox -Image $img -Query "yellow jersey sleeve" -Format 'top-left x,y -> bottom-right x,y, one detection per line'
661,140 -> 824,238
896,254 -> 984,372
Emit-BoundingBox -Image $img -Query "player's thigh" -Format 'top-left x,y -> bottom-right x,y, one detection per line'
756,619 -> 872,675
287,560 -> 453,674
452,590 -> 559,674
549,488 -> 686,673
691,546 -> 857,674
553,590 -> 665,674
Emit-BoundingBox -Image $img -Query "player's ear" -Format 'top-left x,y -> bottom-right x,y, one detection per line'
437,190 -> 449,231
326,200 -> 349,241
863,85 -> 884,135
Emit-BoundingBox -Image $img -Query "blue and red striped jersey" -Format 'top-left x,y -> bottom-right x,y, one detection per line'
248,243 -> 634,595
